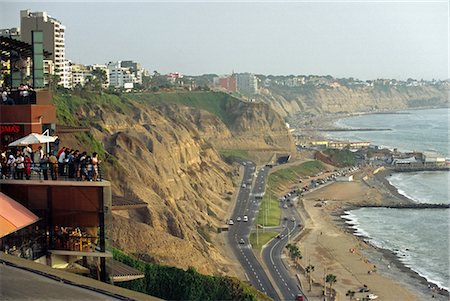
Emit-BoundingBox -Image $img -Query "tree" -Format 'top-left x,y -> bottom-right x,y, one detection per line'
286,244 -> 302,266
346,289 -> 355,301
91,68 -> 107,88
325,274 -> 337,301
305,264 -> 315,292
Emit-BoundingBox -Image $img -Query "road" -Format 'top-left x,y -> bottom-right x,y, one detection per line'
0,264 -> 120,300
227,161 -> 279,300
262,200 -> 306,301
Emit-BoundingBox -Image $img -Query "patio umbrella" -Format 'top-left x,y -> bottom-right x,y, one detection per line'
8,133 -> 58,147
0,192 -> 39,238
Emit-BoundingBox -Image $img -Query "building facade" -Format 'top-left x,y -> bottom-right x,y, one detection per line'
236,73 -> 258,96
20,10 -> 71,88
107,61 -> 141,89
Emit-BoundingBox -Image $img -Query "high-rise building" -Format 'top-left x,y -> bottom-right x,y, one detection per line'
236,73 -> 258,96
20,10 -> 71,88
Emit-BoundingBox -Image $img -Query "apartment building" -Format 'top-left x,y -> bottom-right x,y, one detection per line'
236,73 -> 258,96
90,64 -> 110,88
107,61 -> 142,89
70,63 -> 91,87
20,10 -> 71,88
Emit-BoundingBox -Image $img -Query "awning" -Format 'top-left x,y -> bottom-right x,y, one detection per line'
0,192 -> 39,238
109,259 -> 145,282
8,133 -> 58,146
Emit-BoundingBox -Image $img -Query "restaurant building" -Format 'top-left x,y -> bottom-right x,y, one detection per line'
0,34 -> 57,150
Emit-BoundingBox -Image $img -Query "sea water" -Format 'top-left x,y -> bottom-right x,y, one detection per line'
333,108 -> 450,290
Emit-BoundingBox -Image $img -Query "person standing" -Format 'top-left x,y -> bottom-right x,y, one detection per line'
49,153 -> 58,180
67,150 -> 76,178
58,149 -> 67,176
15,153 -> 25,180
40,153 -> 49,180
92,152 -> 101,181
24,155 -> 32,180
6,154 -> 15,179
23,145 -> 32,161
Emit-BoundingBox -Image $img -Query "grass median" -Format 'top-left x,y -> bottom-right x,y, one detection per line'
249,231 -> 279,251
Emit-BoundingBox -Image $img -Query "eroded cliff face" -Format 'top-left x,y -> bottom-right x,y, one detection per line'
58,92 -> 294,275
257,85 -> 448,117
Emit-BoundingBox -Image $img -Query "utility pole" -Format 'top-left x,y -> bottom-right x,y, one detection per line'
256,224 -> 259,246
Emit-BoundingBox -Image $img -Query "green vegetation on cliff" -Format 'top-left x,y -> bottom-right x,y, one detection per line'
256,161 -> 325,227
323,149 -> 357,167
220,149 -> 251,163
113,249 -> 271,301
128,91 -> 242,126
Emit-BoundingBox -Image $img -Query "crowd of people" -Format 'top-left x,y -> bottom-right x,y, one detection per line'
0,145 -> 102,181
1,84 -> 33,105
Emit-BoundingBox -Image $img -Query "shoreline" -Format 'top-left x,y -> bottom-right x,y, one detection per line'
297,168 -> 449,301
349,170 -> 450,295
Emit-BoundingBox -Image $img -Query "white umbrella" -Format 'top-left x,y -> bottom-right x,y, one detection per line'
8,133 -> 58,146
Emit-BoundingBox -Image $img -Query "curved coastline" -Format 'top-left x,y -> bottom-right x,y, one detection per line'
337,171 -> 449,297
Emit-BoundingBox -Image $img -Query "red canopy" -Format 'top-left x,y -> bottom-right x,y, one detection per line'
0,192 -> 39,238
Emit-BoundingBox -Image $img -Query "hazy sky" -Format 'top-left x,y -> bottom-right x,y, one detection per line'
1,1 -> 448,80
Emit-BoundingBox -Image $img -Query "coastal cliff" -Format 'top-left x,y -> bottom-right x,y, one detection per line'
54,91 -> 294,275
257,84 -> 448,117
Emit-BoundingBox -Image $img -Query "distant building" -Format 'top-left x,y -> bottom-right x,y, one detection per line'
70,63 -> 91,87
216,74 -> 237,92
20,10 -> 71,88
236,73 -> 258,95
120,60 -> 144,85
0,27 -> 20,39
90,64 -> 110,88
107,61 -> 145,89
328,141 -> 370,150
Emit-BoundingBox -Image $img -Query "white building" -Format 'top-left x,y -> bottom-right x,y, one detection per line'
107,61 -> 142,89
20,10 -> 71,88
236,73 -> 258,96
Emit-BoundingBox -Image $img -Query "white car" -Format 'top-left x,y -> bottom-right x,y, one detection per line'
243,215 -> 248,222
237,216 -> 242,222
239,238 -> 245,244
228,219 -> 234,225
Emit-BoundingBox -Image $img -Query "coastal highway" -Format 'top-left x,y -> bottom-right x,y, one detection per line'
262,200 -> 306,301
227,161 -> 279,300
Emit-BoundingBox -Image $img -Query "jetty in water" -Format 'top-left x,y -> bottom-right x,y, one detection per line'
365,203 -> 450,209
390,165 -> 450,172
316,128 -> 392,132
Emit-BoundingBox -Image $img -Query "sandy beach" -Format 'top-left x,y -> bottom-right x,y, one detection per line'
294,167 -> 448,301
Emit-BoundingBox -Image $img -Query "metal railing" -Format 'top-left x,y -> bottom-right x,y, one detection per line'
1,162 -> 104,182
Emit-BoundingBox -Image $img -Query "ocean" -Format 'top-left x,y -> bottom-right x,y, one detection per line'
331,108 -> 450,290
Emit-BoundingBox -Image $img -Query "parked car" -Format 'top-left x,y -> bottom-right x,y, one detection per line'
229,219 -> 234,225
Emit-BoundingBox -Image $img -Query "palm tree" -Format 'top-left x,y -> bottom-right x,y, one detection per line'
305,264 -> 315,291
346,289 -> 355,301
325,274 -> 337,301
286,244 -> 302,265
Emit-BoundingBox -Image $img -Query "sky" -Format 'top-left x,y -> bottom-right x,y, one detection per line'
0,1 -> 448,80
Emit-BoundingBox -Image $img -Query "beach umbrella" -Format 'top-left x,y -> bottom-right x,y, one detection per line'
0,192 -> 39,238
8,133 -> 58,146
